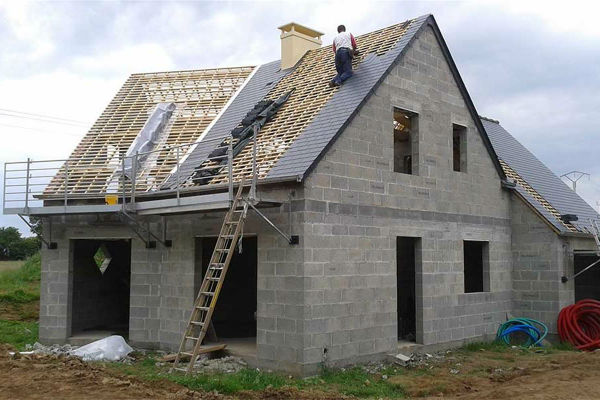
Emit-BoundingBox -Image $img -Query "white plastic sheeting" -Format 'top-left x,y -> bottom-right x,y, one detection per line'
123,102 -> 176,178
70,335 -> 133,361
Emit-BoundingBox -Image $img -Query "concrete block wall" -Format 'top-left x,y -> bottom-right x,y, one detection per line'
510,197 -> 565,332
297,25 -> 512,373
39,214 -> 138,344
510,197 -> 599,333
38,187 -> 308,375
154,199 -> 307,375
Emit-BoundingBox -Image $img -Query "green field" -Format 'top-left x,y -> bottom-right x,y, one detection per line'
0,260 -> 24,272
0,253 -> 40,349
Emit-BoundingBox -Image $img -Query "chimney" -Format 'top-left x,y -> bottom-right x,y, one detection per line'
278,22 -> 324,70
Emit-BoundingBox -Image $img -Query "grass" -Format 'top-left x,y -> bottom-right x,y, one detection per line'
110,357 -> 408,398
460,340 -> 510,353
108,340 -> 584,398
302,367 -> 406,398
0,253 -> 41,349
0,260 -> 24,272
0,253 -> 41,304
0,320 -> 38,350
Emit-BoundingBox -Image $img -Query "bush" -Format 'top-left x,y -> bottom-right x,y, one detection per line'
0,227 -> 40,260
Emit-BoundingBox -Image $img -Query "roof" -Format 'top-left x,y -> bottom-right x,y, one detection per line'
53,14 -> 506,196
47,67 -> 253,195
172,14 -> 504,189
482,117 -> 600,233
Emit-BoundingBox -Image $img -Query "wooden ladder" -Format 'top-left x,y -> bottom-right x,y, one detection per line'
171,179 -> 247,374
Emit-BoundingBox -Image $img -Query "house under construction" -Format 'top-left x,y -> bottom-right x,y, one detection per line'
3,14 -> 600,375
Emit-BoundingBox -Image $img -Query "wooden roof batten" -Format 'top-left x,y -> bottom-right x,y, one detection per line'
41,19 -> 416,200
43,66 -> 254,197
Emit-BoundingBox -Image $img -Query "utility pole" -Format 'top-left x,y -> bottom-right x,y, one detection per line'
561,171 -> 589,193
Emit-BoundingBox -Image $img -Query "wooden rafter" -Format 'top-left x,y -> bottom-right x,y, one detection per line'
44,67 -> 254,195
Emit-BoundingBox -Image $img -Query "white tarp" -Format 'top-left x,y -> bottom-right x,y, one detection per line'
70,335 -> 133,361
123,102 -> 175,178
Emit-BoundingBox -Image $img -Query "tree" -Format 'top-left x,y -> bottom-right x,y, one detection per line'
0,227 -> 23,260
0,226 -> 41,260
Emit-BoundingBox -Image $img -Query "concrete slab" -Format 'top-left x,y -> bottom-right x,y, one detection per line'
213,337 -> 257,367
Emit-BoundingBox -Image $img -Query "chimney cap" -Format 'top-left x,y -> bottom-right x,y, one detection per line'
278,22 -> 324,39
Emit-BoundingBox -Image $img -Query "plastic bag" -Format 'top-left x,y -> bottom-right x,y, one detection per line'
70,335 -> 133,361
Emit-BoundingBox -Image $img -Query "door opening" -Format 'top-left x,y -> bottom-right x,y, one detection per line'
574,254 -> 600,301
195,236 -> 257,339
397,236 -> 417,342
70,239 -> 131,337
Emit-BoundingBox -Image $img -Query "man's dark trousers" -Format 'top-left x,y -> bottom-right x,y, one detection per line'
333,48 -> 353,85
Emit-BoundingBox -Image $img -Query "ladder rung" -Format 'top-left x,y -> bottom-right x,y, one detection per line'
215,248 -> 228,252
185,336 -> 199,341
210,266 -> 224,270
207,277 -> 220,282
190,321 -> 204,326
225,221 -> 238,225
196,306 -> 210,311
200,291 -> 215,296
173,367 -> 188,372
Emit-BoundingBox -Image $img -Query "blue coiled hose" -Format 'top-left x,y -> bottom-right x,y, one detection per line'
496,318 -> 548,347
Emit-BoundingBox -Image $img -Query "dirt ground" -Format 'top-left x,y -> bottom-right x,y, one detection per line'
0,344 -> 347,400
3,343 -> 600,399
401,347 -> 600,400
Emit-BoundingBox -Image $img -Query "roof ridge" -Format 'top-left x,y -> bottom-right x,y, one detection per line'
479,115 -> 499,124
352,15 -> 427,41
500,159 -> 577,232
129,65 -> 256,77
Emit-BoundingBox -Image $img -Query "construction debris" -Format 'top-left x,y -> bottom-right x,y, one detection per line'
173,355 -> 247,374
71,335 -> 133,361
23,342 -> 76,355
160,344 -> 227,362
15,336 -> 134,362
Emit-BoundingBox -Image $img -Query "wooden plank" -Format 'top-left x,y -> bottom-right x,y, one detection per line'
159,344 -> 227,362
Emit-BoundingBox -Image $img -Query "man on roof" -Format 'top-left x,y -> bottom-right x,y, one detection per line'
329,25 -> 359,88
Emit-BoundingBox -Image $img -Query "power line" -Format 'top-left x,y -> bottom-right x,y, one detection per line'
0,112 -> 87,127
0,108 -> 88,125
0,122 -> 83,138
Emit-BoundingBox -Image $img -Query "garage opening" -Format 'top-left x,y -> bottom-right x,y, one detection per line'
574,254 -> 600,301
195,236 -> 257,340
397,236 -> 418,342
71,239 -> 131,338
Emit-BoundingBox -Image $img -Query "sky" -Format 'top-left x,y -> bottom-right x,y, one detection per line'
0,0 -> 599,235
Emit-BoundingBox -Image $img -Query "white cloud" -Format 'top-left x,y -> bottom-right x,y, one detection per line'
0,0 -> 599,232
489,0 -> 600,38
71,43 -> 176,74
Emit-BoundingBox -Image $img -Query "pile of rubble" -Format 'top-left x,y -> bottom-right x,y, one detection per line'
360,349 -> 448,375
24,342 -> 76,356
169,355 -> 247,374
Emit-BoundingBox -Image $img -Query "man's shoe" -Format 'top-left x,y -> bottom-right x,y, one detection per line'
329,81 -> 340,87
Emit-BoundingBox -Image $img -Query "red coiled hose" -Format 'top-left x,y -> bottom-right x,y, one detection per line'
558,299 -> 600,350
